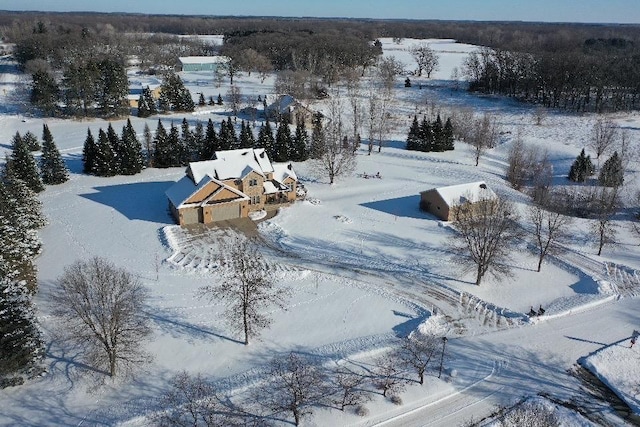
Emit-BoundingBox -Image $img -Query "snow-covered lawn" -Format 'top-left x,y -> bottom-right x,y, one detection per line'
1,37 -> 640,426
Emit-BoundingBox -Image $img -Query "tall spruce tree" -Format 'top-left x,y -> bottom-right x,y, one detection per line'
291,118 -> 309,161
599,151 -> 624,187
167,123 -> 184,166
406,115 -> 421,151
10,132 -> 44,193
40,124 -> 69,184
30,70 -> 59,116
419,116 -> 433,152
239,120 -> 255,149
106,123 -> 123,174
192,121 -> 205,162
203,118 -> 219,160
442,117 -> 455,151
310,113 -> 324,159
432,114 -> 444,152
82,128 -> 97,174
274,121 -> 292,162
568,148 -> 595,183
137,93 -> 150,118
152,120 -> 171,168
22,132 -> 40,152
120,119 -> 144,175
143,87 -> 157,116
0,277 -> 44,381
180,118 -> 195,162
95,128 -> 118,177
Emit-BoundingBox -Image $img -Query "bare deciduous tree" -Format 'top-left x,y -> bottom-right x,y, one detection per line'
312,97 -> 357,184
260,352 -> 326,426
376,57 -> 404,92
527,203 -> 573,272
397,334 -> 441,385
198,234 -> 289,345
469,113 -> 500,166
590,118 -> 618,161
449,196 -> 521,286
227,85 -> 242,116
330,366 -> 371,411
591,186 -> 620,256
409,43 -> 439,78
151,371 -> 232,427
371,353 -> 407,397
53,257 -> 151,377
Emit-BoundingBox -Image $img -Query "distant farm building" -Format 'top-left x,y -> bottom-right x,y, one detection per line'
166,148 -> 298,226
127,84 -> 161,108
265,95 -> 316,125
419,181 -> 497,221
178,56 -> 230,72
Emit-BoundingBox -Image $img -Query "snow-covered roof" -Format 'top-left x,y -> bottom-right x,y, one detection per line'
187,149 -> 276,185
431,181 -> 497,207
254,148 -> 274,174
179,56 -> 230,65
263,181 -> 279,195
165,175 -> 212,208
273,163 -> 297,182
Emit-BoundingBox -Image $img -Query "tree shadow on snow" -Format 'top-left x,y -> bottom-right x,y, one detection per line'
145,310 -> 245,345
79,181 -> 175,224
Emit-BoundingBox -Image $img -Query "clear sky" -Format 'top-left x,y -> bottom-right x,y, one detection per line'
3,0 -> 640,24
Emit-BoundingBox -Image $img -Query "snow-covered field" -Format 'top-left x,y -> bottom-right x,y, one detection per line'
1,37 -> 640,426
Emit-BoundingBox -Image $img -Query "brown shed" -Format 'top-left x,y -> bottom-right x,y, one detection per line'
420,181 -> 497,221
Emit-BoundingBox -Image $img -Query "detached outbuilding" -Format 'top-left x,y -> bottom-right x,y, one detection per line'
178,56 -> 230,72
419,181 -> 497,221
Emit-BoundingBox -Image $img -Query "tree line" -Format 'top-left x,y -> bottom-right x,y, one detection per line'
0,125 -> 69,387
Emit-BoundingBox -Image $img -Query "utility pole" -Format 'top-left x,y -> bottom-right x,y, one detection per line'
438,336 -> 448,378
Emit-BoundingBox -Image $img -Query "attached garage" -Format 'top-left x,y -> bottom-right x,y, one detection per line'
205,202 -> 242,222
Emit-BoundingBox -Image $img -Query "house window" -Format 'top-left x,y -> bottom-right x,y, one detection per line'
249,178 -> 258,187
250,195 -> 261,205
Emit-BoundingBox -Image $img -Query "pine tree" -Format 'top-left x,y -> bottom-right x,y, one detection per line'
10,132 -> 44,193
180,118 -> 194,162
203,119 -> 219,160
159,72 -> 193,112
192,121 -> 205,162
119,119 -> 144,175
262,121 -> 276,159
198,92 -> 206,106
239,120 -> 255,149
599,151 -> 624,187
217,93 -> 223,105
167,123 -> 185,166
30,70 -> 59,116
419,116 -> 433,152
137,93 -> 149,118
143,123 -> 153,167
40,124 -> 69,184
432,114 -> 444,152
208,95 -> 215,106
0,277 -> 44,380
95,128 -> 118,177
152,120 -> 171,168
291,118 -> 309,161
406,115 -> 421,151
144,87 -> 157,116
22,132 -> 40,152
442,117 -> 455,151
274,121 -> 292,162
310,112 -> 324,159
82,128 -> 97,174
568,148 -> 594,183
106,123 -> 123,174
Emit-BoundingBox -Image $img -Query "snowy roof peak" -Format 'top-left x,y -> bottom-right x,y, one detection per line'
431,181 -> 497,207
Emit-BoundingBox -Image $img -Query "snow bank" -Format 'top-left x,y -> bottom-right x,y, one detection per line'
582,339 -> 640,415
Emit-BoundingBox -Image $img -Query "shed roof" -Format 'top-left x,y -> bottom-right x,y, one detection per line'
179,56 -> 230,65
424,181 -> 497,207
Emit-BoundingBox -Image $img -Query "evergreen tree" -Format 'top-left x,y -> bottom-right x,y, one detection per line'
203,119 -> 219,160
208,95 -> 215,106
40,124 -> 69,184
180,118 -> 195,162
442,117 -> 455,151
419,116 -> 433,152
106,123 -> 123,173
94,128 -> 118,177
97,58 -> 129,117
167,123 -> 184,166
30,70 -> 59,116
10,132 -> 44,193
153,120 -> 171,168
274,121 -> 292,162
159,72 -> 194,112
262,121 -> 276,159
219,117 -> 238,151
198,92 -> 206,106
406,115 -> 421,151
22,132 -> 40,152
568,148 -> 595,183
137,93 -> 149,118
178,87 -> 195,112
119,119 -> 144,175
598,151 -> 624,187
432,114 -> 444,152
143,123 -> 153,167
144,87 -> 157,116
239,120 -> 255,149
82,128 -> 97,174
310,112 -> 325,159
291,118 -> 309,161
0,178 -> 43,291
217,93 -> 224,105
192,121 -> 205,162
0,277 -> 44,380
